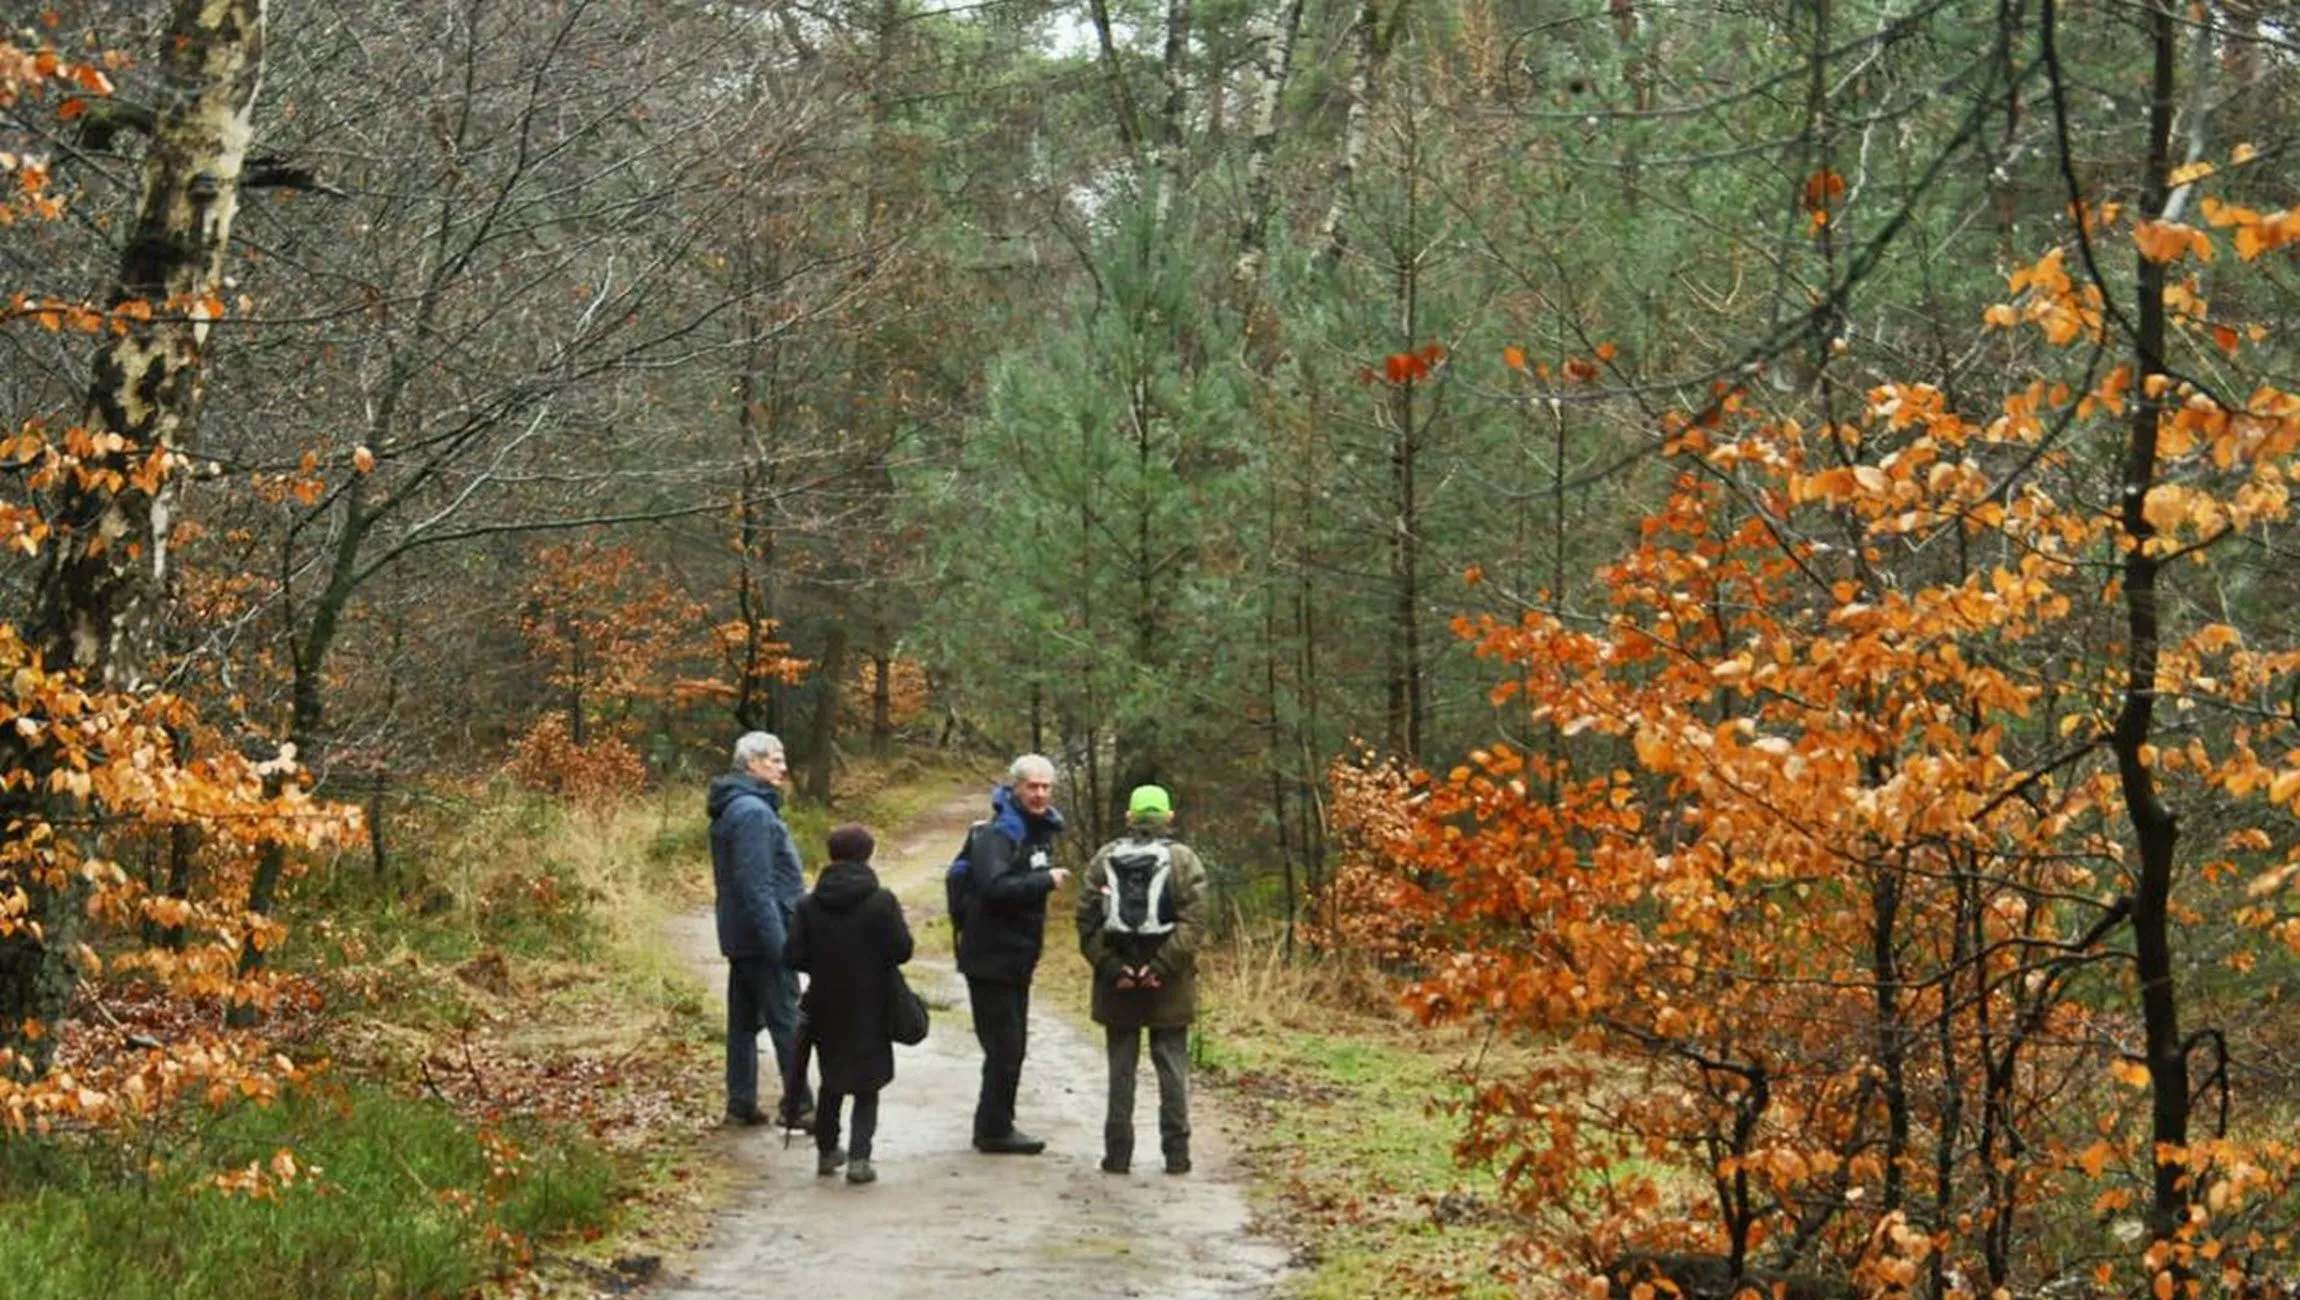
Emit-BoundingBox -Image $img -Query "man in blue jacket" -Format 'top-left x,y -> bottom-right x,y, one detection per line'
708,731 -> 813,1128
955,754 -> 1069,1153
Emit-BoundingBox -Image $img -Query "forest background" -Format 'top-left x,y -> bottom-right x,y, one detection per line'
2,0 -> 2299,1296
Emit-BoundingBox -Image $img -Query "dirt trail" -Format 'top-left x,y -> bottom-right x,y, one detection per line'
654,791 -> 1292,1299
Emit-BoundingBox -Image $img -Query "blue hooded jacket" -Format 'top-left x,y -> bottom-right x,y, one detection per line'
707,774 -> 807,961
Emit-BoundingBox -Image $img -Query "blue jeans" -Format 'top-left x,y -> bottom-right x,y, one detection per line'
727,957 -> 809,1119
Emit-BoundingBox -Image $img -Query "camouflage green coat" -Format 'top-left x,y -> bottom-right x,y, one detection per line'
1076,833 -> 1208,1029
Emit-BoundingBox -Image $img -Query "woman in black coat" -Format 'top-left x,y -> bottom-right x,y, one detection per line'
784,823 -> 914,1185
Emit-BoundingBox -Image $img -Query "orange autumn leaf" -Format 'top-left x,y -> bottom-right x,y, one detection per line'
2132,218 -> 2210,264
1802,168 -> 1845,213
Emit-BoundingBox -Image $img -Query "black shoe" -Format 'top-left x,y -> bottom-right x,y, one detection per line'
1100,1156 -> 1130,1175
779,1105 -> 816,1133
724,1108 -> 771,1128
845,1158 -> 877,1185
817,1147 -> 847,1176
972,1130 -> 1047,1155
1163,1148 -> 1191,1175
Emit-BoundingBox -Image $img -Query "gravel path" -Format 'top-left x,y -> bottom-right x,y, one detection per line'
652,791 -> 1293,1299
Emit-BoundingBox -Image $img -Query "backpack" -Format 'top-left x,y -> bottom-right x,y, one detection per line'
1101,839 -> 1177,936
943,821 -> 987,934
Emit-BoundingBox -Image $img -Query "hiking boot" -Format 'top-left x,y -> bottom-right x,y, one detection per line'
972,1130 -> 1047,1155
1099,1155 -> 1130,1175
723,1108 -> 771,1128
816,1147 -> 847,1176
1163,1142 -> 1191,1175
779,1104 -> 817,1134
845,1159 -> 876,1185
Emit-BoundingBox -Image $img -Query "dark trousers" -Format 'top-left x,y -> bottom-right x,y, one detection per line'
817,1088 -> 881,1160
726,957 -> 810,1119
967,977 -> 1031,1140
1104,1024 -> 1190,1161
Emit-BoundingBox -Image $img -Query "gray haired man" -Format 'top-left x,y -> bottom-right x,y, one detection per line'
707,732 -> 813,1127
954,754 -> 1069,1153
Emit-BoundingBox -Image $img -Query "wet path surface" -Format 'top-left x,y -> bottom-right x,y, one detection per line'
653,794 -> 1292,1299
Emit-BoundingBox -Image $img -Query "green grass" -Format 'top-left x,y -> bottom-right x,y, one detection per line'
0,1085 -> 615,1300
1195,1008 -> 1526,1299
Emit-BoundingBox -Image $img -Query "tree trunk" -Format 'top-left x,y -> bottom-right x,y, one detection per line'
368,767 -> 389,880
0,0 -> 267,1075
36,0 -> 267,687
239,497 -> 362,985
1869,851 -> 1908,1212
1086,0 -> 1146,170
2113,0 -> 2191,1247
1152,0 -> 1192,219
1233,0 -> 1307,293
1317,0 -> 1394,267
870,652 -> 893,757
805,621 -> 848,802
1262,417 -> 1297,960
1384,113 -> 1426,762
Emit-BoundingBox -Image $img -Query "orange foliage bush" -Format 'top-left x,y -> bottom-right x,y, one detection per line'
522,540 -> 712,734
1330,180 -> 2300,1294
704,616 -> 811,704
1307,756 -> 1429,966
0,635 -> 360,1134
844,655 -> 932,729
503,714 -> 647,806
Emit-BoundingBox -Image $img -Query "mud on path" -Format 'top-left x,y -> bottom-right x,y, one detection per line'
654,793 -> 1292,1299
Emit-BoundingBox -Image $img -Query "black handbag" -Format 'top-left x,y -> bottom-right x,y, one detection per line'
888,968 -> 929,1046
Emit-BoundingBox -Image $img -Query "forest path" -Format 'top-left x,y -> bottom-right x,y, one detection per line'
653,791 -> 1292,1299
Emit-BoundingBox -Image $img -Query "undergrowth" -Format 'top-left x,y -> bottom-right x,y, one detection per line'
0,1082 -> 613,1300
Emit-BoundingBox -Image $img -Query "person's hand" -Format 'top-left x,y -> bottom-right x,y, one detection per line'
1115,968 -> 1137,990
1047,867 -> 1072,889
1138,969 -> 1163,990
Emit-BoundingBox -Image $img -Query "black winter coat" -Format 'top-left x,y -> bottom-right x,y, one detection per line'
785,861 -> 914,1094
954,807 -> 1065,985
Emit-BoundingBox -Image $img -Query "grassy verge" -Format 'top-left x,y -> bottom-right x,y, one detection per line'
995,827 -> 1521,1295
1192,929 -> 1532,1299
0,1083 -> 614,1300
5,784 -> 722,1299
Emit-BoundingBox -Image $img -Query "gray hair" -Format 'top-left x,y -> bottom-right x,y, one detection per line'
733,731 -> 784,771
1007,753 -> 1055,785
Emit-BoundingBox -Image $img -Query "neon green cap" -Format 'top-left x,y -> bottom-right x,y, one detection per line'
1127,784 -> 1173,817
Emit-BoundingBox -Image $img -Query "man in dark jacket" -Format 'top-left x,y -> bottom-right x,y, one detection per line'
1078,784 -> 1209,1175
786,824 -> 913,1185
707,731 -> 812,1128
955,753 -> 1068,1154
